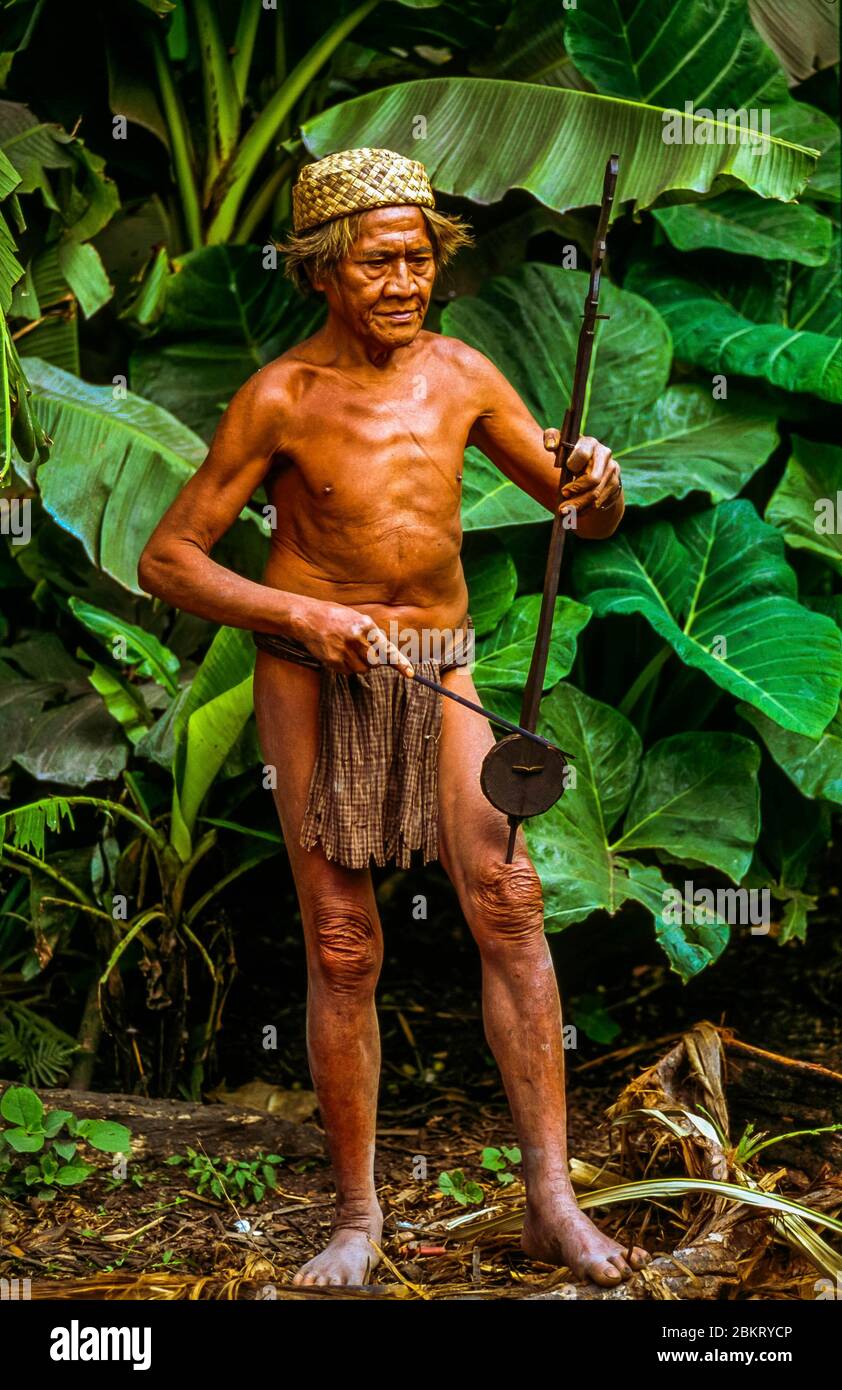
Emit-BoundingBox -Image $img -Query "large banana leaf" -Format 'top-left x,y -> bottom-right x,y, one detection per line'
652,191 -> 833,266
564,0 -> 787,108
574,499 -> 842,738
765,436 -> 842,574
129,246 -> 325,440
500,683 -> 757,979
628,248 -> 842,404
170,626 -> 255,862
462,538 -> 517,637
301,78 -> 819,216
443,265 -> 777,520
22,359 -> 268,595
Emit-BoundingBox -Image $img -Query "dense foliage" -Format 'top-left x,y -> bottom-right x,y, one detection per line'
0,0 -> 839,1095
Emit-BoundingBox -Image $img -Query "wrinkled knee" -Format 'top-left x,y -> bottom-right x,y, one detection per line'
469,859 -> 545,951
310,898 -> 382,992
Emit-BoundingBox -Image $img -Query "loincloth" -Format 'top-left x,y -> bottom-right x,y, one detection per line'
253,619 -> 473,870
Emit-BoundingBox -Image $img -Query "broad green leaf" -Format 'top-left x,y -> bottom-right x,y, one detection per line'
76,1118 -> 131,1153
564,0 -> 787,108
611,385 -> 777,507
612,732 -> 760,880
521,684 -> 730,978
653,192 -> 833,266
69,598 -> 181,694
463,538 -> 517,636
738,700 -> 842,805
24,358 -> 267,594
15,694 -> 128,786
130,246 -> 325,440
472,594 -> 591,689
171,627 -> 255,860
461,445 -> 546,530
575,499 -> 842,738
302,78 -> 818,217
42,1109 -> 74,1138
53,1162 -> 94,1185
57,240 -> 113,318
628,254 -> 842,404
766,100 -> 840,202
444,264 -> 671,433
4,1128 -> 43,1152
0,1084 -> 43,1128
749,0 -> 840,85
765,436 -> 842,574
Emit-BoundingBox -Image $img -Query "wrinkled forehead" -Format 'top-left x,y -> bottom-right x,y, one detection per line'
349,205 -> 432,255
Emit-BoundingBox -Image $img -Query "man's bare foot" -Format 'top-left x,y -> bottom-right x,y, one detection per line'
292,1205 -> 383,1287
521,1195 -> 650,1287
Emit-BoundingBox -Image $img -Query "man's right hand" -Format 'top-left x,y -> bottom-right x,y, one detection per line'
299,602 -> 415,678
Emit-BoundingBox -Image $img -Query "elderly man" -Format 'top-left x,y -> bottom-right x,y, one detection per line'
139,148 -> 644,1288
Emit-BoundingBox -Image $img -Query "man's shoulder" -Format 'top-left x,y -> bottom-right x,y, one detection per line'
424,331 -> 497,379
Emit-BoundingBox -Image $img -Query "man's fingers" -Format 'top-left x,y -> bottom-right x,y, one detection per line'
361,624 -> 415,678
543,427 -> 561,453
564,434 -> 598,475
592,460 -> 622,508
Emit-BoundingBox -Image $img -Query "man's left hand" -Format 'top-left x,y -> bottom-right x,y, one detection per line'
543,431 -> 622,516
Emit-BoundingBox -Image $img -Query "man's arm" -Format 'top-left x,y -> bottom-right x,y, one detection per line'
137,368 -> 308,634
464,348 -> 624,540
138,368 -> 414,676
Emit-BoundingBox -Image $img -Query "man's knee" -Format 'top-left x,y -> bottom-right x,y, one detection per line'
310,897 -> 382,991
468,858 -> 545,949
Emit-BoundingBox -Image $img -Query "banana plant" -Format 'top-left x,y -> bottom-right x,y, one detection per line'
0,624 -> 278,1095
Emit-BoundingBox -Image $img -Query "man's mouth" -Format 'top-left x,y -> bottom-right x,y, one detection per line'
378,308 -> 418,323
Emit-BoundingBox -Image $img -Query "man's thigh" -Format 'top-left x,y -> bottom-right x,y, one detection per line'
252,651 -> 375,919
436,665 -> 535,906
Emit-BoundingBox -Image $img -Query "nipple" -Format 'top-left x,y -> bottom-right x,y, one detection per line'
455,472 -> 462,483
323,484 -> 334,495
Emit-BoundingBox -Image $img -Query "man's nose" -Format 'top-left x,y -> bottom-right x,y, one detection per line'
383,258 -> 416,297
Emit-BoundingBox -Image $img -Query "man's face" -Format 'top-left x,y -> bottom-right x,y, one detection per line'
316,206 -> 436,349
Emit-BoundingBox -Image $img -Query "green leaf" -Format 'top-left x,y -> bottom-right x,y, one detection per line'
652,192 -> 833,266
76,1118 -> 132,1153
130,246 -> 325,440
42,1109 -> 74,1138
69,598 -> 181,694
53,1162 -> 94,1185
564,0 -> 787,108
24,358 -> 266,595
170,626 -> 256,860
473,595 -> 591,690
575,500 -> 842,737
611,385 -> 778,508
4,1127 -> 44,1152
463,539 -> 517,636
612,733 -> 761,880
738,700 -> 842,805
0,1084 -> 44,1128
765,436 -> 842,575
628,250 -> 842,404
302,78 -> 818,217
84,663 -> 154,746
521,684 -> 733,979
445,263 -> 671,438
57,240 -> 114,318
51,1140 -> 77,1161
15,694 -> 129,787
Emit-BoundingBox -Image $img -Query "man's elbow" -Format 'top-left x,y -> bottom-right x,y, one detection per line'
137,536 -> 180,600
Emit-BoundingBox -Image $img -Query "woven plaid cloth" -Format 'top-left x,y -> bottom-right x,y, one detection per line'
253,624 -> 472,869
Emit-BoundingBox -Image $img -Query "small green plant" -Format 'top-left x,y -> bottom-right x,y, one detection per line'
731,1120 -> 842,1167
0,1085 -> 131,1200
480,1145 -> 522,1186
437,1168 -> 485,1206
165,1146 -> 285,1204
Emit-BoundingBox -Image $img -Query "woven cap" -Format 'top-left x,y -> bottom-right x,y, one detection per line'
292,148 -> 435,233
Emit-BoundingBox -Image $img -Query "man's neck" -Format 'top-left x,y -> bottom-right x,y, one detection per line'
317,311 -> 417,371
